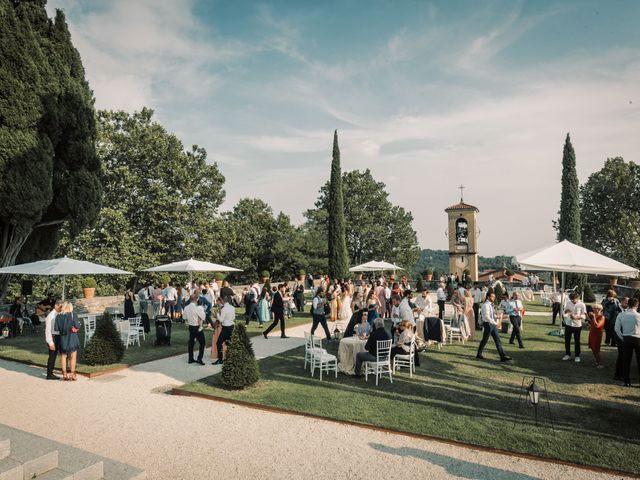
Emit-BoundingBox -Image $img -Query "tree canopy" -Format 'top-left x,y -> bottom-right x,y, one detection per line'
557,133 -> 581,244
327,131 -> 349,279
581,157 -> 640,269
0,0 -> 100,296
306,168 -> 420,272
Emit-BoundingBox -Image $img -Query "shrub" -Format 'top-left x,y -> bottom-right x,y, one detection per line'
159,273 -> 171,285
84,311 -> 125,365
297,269 -> 306,277
83,277 -> 97,289
415,277 -> 425,292
583,283 -> 596,303
493,282 -> 505,304
261,270 -> 270,279
214,272 -> 225,281
221,323 -> 260,389
504,269 -> 514,277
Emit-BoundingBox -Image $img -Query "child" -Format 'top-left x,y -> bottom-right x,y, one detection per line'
588,305 -> 605,367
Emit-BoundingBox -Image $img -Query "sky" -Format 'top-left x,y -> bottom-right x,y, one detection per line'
46,0 -> 640,256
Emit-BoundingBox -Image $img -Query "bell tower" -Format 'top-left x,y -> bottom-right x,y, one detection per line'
445,185 -> 479,281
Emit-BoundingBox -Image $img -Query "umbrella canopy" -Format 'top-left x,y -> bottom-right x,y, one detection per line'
0,257 -> 132,276
143,259 -> 242,273
0,257 -> 132,301
349,260 -> 404,273
516,240 -> 638,277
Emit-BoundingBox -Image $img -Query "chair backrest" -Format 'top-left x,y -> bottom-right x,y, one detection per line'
311,336 -> 323,351
84,316 -> 97,331
376,339 -> 392,362
128,316 -> 141,329
117,320 -> 130,333
304,331 -> 313,349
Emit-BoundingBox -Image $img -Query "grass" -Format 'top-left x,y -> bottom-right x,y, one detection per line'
180,312 -> 640,475
0,307 -> 312,375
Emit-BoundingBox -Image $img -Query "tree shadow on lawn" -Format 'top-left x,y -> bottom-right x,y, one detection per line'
369,443 -> 541,480
258,349 -> 640,445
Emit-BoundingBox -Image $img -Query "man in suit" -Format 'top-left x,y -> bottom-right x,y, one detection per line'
44,300 -> 63,380
476,292 -> 512,362
263,283 -> 289,339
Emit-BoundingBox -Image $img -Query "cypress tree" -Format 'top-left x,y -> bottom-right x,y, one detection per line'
221,323 -> 260,389
84,312 -> 125,365
557,133 -> 584,289
327,131 -> 349,279
558,133 -> 581,243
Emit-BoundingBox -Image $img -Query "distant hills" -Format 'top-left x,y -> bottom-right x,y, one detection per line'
411,249 -> 517,278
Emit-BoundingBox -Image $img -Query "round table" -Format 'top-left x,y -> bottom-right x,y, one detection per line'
415,316 -> 425,341
337,336 -> 367,375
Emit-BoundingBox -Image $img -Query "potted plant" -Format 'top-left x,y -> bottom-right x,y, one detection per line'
214,272 -> 225,286
354,272 -> 363,281
260,270 -> 270,284
631,275 -> 640,289
424,268 -> 433,281
610,276 -> 618,286
504,269 -> 515,283
83,277 -> 97,299
296,269 -> 306,281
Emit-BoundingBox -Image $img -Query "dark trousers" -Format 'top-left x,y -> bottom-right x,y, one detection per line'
477,323 -> 506,359
509,315 -> 524,347
552,302 -> 561,325
615,334 -> 625,379
165,300 -> 175,320
604,317 -> 616,346
46,337 -> 59,376
622,336 -> 640,385
355,351 -> 376,376
245,302 -> 258,324
311,313 -> 331,339
473,303 -> 480,327
438,300 -> 445,320
564,325 -> 582,357
264,309 -> 286,336
294,297 -> 304,312
217,325 -> 234,360
188,326 -> 205,362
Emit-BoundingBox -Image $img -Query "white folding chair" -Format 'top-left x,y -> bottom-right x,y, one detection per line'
364,339 -> 393,386
82,315 -> 97,346
446,314 -> 465,344
304,331 -> 326,371
128,316 -> 145,341
310,336 -> 337,381
393,334 -> 416,377
117,320 -> 139,348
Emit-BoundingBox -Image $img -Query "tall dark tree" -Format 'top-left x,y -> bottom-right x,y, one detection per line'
0,0 -> 101,296
557,133 -> 581,244
327,131 -> 349,279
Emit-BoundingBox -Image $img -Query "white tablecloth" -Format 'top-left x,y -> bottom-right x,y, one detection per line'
337,336 -> 367,375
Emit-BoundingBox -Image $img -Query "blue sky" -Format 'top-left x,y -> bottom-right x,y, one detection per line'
47,0 -> 640,256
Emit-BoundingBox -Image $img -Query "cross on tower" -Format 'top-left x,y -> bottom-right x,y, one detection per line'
458,184 -> 465,202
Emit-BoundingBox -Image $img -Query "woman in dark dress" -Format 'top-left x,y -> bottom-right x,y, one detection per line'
124,288 -> 136,319
55,302 -> 81,381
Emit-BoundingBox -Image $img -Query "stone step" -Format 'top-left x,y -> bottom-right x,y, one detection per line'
0,440 -> 9,460
65,461 -> 103,480
0,457 -> 22,480
32,468 -> 71,480
22,451 -> 58,479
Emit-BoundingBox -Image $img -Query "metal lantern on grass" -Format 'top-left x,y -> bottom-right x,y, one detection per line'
513,376 -> 554,430
527,378 -> 540,406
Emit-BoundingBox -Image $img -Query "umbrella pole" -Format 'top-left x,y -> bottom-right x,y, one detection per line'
62,276 -> 66,302
560,272 -> 565,335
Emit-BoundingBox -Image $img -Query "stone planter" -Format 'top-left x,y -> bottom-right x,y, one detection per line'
425,274 -> 433,281
83,287 -> 95,299
630,280 -> 640,289
260,277 -> 270,284
610,277 -> 618,286
507,276 -> 514,283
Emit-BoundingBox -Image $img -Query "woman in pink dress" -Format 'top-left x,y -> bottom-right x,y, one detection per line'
376,282 -> 386,317
463,290 -> 476,339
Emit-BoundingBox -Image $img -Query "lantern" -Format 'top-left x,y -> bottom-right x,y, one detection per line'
527,379 -> 540,405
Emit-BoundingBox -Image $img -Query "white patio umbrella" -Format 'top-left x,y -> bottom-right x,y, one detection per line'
143,258 -> 242,284
349,260 -> 404,274
0,257 -> 132,300
516,240 -> 638,333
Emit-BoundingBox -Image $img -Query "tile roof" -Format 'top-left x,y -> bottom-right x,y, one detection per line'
444,201 -> 479,212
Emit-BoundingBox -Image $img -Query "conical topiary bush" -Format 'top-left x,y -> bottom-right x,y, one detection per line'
221,323 -> 260,389
84,311 -> 126,365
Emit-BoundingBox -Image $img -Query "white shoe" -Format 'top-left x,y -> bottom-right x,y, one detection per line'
574,356 -> 581,363
562,355 -> 571,361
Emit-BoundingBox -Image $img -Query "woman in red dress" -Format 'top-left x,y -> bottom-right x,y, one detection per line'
588,305 -> 605,367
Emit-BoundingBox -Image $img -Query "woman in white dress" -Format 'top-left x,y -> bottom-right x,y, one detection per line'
337,289 -> 352,333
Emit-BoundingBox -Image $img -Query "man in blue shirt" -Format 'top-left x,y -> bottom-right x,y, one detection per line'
477,292 -> 512,362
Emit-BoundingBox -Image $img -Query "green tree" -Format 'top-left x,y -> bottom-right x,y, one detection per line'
581,157 -> 640,269
0,1 -> 101,296
221,323 -> 260,389
306,169 -> 420,271
84,311 -> 125,365
57,109 -> 225,289
557,133 -> 581,244
327,131 -> 349,279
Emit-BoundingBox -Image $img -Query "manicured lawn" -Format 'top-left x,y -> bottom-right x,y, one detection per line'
180,313 -> 640,475
0,308 -> 312,375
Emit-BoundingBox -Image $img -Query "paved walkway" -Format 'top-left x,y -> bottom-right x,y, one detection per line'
0,322 -> 630,480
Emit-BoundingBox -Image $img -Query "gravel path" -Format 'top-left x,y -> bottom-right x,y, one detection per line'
0,323 -> 630,480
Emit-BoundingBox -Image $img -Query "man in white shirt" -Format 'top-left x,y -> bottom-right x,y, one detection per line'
470,283 -> 483,328
45,300 -> 63,380
562,292 -> 586,362
214,296 -> 236,365
614,297 -> 640,386
476,293 -> 511,362
436,282 -> 446,319
162,282 -> 177,319
415,289 -> 433,319
183,294 -> 206,365
506,292 -> 525,349
398,291 -> 415,325
384,284 -> 392,318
